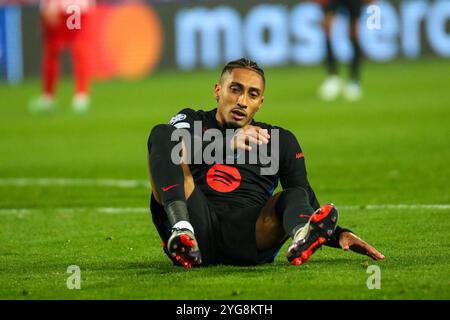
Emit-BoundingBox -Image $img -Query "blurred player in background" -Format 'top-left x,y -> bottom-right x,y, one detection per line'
29,0 -> 94,114
317,0 -> 373,101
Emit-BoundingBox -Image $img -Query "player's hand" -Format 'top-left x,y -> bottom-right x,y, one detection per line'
231,125 -> 270,151
339,232 -> 385,261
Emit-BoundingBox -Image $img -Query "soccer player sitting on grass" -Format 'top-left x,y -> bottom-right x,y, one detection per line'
147,58 -> 384,268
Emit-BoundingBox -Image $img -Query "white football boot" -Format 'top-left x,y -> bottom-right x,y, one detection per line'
72,94 -> 90,114
343,81 -> 363,101
28,95 -> 56,114
318,75 -> 342,101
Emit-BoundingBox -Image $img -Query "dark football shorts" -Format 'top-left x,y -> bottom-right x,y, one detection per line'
150,188 -> 282,266
324,0 -> 363,19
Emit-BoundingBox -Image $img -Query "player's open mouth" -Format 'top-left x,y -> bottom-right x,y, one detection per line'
231,109 -> 247,121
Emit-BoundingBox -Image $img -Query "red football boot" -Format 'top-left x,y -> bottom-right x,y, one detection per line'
286,204 -> 338,266
167,228 -> 202,269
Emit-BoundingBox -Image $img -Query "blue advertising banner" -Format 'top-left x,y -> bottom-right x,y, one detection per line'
0,5 -> 23,84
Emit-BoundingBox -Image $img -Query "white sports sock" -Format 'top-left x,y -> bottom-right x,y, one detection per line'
172,221 -> 195,234
293,220 -> 311,241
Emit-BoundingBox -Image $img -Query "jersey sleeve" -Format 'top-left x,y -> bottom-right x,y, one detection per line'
278,129 -> 320,210
166,108 -> 203,164
168,108 -> 198,131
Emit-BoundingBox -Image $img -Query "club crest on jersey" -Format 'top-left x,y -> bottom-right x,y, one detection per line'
169,113 -> 187,125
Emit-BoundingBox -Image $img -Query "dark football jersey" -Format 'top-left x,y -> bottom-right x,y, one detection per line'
168,108 -> 320,211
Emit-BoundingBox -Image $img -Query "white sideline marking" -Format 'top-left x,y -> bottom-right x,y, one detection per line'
0,178 -> 149,189
1,179 -> 447,216
342,204 -> 450,210
0,207 -> 149,215
0,179 -> 447,211
0,204 -> 449,216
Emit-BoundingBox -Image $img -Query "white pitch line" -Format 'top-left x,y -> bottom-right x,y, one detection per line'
97,207 -> 148,214
0,204 -> 449,216
0,207 -> 149,215
342,204 -> 450,210
0,178 -> 149,189
0,179 -> 448,211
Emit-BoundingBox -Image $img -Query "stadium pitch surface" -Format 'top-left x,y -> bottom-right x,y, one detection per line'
0,58 -> 449,299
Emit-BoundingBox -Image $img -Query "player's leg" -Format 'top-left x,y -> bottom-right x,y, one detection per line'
324,12 -> 338,78
150,184 -> 220,267
255,192 -> 287,251
343,0 -> 363,100
148,125 -> 193,219
256,188 -> 314,251
349,17 -> 361,82
149,162 -> 207,267
255,187 -> 338,265
149,157 -> 195,205
147,124 -> 201,267
149,160 -> 221,267
42,34 -> 61,101
319,4 -> 343,101
29,15 -> 63,113
70,12 -> 91,113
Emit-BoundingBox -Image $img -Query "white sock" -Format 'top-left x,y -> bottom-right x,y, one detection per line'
293,221 -> 311,241
172,221 -> 194,234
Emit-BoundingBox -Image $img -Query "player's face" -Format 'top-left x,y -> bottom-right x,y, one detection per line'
214,68 -> 265,128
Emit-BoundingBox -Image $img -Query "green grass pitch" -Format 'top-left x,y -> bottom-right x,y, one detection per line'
0,58 -> 449,299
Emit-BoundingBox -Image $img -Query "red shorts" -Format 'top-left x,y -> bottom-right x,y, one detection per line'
41,12 -> 90,50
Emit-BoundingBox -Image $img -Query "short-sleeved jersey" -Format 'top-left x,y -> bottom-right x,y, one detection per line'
168,108 -> 320,211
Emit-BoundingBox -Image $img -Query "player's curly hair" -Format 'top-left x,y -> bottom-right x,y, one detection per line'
221,58 -> 266,86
